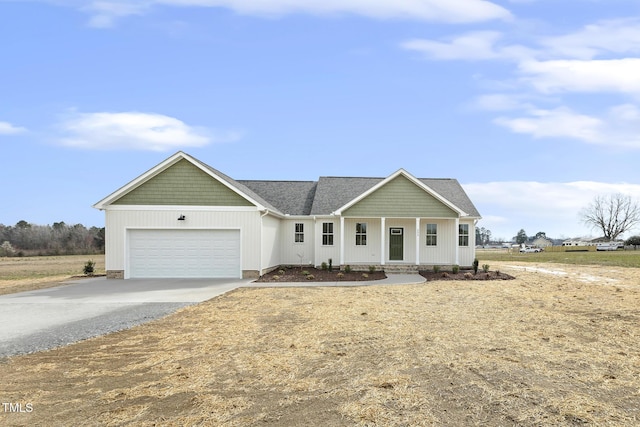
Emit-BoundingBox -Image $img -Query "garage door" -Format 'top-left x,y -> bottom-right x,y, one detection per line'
128,229 -> 241,278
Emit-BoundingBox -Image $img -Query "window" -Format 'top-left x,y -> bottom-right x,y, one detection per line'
426,223 -> 437,246
322,222 -> 334,246
294,223 -> 304,243
459,223 -> 469,246
356,223 -> 367,245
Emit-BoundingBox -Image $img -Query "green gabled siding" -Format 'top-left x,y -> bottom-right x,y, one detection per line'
343,175 -> 457,218
112,159 -> 254,206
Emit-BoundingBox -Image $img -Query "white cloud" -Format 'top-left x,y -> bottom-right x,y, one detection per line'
57,111 -> 239,151
494,104 -> 640,149
471,93 -> 533,111
494,107 -> 602,142
401,31 -> 504,60
463,181 -> 640,239
66,0 -> 511,27
83,1 -> 150,28
539,19 -> 640,60
0,121 -> 27,135
519,58 -> 640,94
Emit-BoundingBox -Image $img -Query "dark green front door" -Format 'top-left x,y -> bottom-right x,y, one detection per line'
389,228 -> 404,261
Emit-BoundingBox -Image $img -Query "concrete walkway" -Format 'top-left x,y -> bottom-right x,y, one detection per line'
244,273 -> 426,288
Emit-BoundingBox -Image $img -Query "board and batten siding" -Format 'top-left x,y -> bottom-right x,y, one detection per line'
260,214 -> 281,273
280,219 -> 315,267
112,159 -> 254,207
104,208 -> 262,276
419,219 -> 457,265
458,219 -> 476,267
314,218 -> 340,268
342,218 -> 382,265
342,175 -> 458,218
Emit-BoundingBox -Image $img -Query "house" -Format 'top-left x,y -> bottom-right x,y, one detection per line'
532,237 -> 553,248
93,152 -> 481,279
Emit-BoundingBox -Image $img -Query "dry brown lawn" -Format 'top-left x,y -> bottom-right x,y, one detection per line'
1,262 -> 639,426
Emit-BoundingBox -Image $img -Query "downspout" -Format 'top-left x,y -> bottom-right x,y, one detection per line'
260,209 -> 269,276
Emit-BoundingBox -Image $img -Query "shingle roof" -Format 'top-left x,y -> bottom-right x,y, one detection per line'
191,153 -> 480,218
237,176 -> 480,218
239,181 -> 317,216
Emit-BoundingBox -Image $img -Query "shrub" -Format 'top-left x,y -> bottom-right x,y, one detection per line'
344,265 -> 352,273
482,264 -> 490,273
464,272 -> 473,279
362,273 -> 369,279
452,264 -> 460,274
83,259 -> 95,276
321,262 -> 328,271
301,270 -> 310,276
433,265 -> 441,273
337,272 -> 344,279
441,272 -> 449,278
472,258 -> 479,274
368,265 -> 376,274
272,275 -> 280,281
306,274 -> 315,280
278,269 -> 285,275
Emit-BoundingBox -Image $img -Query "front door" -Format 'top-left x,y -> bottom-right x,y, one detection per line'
389,228 -> 404,261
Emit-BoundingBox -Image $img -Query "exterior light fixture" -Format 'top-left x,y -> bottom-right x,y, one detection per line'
178,215 -> 186,221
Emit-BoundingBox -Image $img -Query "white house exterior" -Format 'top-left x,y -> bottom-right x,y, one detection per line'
94,152 -> 481,279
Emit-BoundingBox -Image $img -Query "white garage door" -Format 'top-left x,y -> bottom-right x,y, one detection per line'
128,229 -> 241,278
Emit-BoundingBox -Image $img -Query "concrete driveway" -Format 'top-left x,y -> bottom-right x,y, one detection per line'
0,277 -> 250,358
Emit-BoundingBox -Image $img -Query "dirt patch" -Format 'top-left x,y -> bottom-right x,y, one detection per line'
256,266 -> 386,282
1,261 -> 639,426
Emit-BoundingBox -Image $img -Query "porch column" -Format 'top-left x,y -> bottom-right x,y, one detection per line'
380,217 -> 386,266
340,216 -> 345,266
415,217 -> 420,265
454,217 -> 460,265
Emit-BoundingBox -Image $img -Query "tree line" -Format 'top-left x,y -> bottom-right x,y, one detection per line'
0,221 -> 104,256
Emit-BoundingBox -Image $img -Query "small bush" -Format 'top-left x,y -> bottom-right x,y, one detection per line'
482,264 -> 490,273
301,270 -> 310,276
464,272 -> 473,279
344,265 -> 352,273
306,274 -> 315,280
362,273 -> 369,279
83,259 -> 95,276
441,272 -> 449,278
321,262 -> 328,271
473,258 -> 479,274
278,269 -> 285,275
337,272 -> 344,279
368,265 -> 376,274
433,265 -> 441,273
452,264 -> 460,274
273,275 -> 280,281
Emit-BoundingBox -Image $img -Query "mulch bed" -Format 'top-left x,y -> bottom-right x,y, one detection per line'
420,270 -> 515,281
256,267 -> 386,282
257,267 -> 515,282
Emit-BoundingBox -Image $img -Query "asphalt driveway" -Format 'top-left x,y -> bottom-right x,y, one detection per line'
0,277 -> 250,358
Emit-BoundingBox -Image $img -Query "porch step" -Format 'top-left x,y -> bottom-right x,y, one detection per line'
382,265 -> 420,274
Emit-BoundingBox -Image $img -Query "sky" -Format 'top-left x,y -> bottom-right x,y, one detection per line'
2,0 -> 640,242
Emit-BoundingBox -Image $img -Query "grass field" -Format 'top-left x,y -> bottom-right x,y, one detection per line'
1,255 -> 639,425
0,254 -> 105,295
478,248 -> 640,268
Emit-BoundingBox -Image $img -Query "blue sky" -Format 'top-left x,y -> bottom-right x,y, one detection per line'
2,0 -> 639,241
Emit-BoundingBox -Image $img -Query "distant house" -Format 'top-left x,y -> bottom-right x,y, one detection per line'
94,152 -> 482,279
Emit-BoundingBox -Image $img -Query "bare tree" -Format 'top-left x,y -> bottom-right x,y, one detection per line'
580,193 -> 640,240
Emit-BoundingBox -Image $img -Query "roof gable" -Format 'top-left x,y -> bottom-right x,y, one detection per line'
341,173 -> 460,218
111,158 -> 254,207
94,152 -> 268,210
